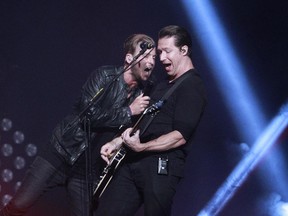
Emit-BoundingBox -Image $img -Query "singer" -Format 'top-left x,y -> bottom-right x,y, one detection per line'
0,34 -> 156,216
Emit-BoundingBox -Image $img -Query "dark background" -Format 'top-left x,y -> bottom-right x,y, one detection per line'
0,0 -> 287,215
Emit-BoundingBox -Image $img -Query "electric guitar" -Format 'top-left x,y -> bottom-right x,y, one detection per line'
93,100 -> 164,199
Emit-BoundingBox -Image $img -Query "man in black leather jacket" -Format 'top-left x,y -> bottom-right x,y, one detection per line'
0,34 -> 156,216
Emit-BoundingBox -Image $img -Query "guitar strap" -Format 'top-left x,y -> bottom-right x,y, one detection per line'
140,72 -> 190,136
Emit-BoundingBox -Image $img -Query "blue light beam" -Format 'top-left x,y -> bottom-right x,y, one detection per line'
180,0 -> 288,213
181,0 -> 265,142
197,102 -> 288,216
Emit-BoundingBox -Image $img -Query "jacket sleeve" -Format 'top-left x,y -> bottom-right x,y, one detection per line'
90,105 -> 132,129
75,66 -> 133,129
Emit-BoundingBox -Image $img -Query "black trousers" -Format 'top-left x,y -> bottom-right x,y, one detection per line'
0,156 -> 91,216
95,156 -> 182,216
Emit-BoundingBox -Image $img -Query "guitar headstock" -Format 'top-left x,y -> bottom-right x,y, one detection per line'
143,100 -> 164,115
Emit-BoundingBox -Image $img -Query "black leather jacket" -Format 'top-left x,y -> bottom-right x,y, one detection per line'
51,65 -> 142,165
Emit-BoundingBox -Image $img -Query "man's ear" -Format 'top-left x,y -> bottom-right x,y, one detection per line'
180,45 -> 188,55
125,54 -> 133,63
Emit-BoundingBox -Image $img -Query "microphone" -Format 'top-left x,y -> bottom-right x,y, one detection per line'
140,42 -> 155,50
132,42 -> 155,61
143,79 -> 154,96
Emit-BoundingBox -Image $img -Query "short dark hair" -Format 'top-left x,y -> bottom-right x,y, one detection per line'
158,25 -> 192,55
124,34 -> 155,55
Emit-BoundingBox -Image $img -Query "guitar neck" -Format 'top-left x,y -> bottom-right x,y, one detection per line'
129,111 -> 146,135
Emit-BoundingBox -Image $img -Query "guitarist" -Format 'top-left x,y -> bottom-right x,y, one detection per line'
96,25 -> 207,216
0,34 -> 156,216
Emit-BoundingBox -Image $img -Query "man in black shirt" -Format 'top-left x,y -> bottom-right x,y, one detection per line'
96,25 -> 207,216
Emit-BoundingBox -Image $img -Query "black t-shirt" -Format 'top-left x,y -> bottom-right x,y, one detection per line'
137,69 -> 207,156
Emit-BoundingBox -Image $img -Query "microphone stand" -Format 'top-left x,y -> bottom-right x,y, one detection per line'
74,46 -> 153,216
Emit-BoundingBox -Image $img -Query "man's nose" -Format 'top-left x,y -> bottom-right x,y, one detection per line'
159,53 -> 166,62
147,56 -> 155,65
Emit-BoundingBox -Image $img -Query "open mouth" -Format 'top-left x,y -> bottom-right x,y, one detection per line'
163,63 -> 171,71
144,67 -> 152,72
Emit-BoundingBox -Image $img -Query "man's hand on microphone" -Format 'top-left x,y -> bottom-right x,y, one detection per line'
129,94 -> 150,115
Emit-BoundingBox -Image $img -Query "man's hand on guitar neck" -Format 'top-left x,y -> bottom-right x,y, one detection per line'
100,136 -> 123,164
122,128 -> 146,152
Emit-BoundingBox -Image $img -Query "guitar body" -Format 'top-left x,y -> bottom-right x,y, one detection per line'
93,146 -> 126,198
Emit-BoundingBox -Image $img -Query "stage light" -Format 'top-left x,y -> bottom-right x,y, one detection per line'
1,118 -> 12,132
0,117 -> 37,208
1,169 -> 13,183
1,144 -> 13,157
239,143 -> 250,154
13,131 -> 25,144
259,193 -> 288,216
14,156 -> 26,170
274,201 -> 288,216
26,143 -> 37,157
2,194 -> 12,207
